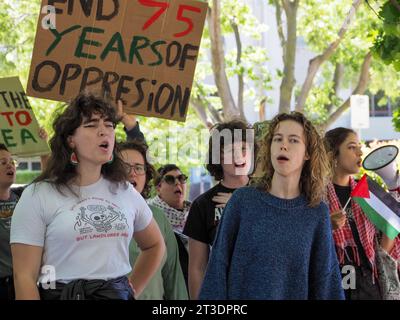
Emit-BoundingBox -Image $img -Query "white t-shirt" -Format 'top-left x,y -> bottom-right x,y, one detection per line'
10,177 -> 152,284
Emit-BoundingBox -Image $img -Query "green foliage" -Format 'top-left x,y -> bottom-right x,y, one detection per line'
373,1 -> 400,71
393,107 -> 400,131
195,0 -> 272,113
0,0 -> 212,174
2,0 -> 400,174
371,1 -> 400,132
132,107 -> 209,176
298,1 -> 369,116
15,170 -> 41,184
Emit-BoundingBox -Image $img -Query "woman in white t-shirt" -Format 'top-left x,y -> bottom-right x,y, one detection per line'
10,92 -> 165,300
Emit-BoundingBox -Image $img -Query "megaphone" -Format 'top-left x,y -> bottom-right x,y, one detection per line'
362,145 -> 399,191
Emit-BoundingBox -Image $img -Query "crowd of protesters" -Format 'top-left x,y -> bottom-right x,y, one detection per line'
1,91 -> 399,300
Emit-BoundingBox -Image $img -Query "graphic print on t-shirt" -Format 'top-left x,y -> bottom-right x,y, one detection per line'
0,202 -> 16,219
74,197 -> 129,235
0,193 -> 19,229
214,207 -> 223,226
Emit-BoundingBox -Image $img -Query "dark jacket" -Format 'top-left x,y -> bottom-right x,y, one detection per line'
39,276 -> 134,300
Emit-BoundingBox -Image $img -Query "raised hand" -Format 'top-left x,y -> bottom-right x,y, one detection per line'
116,100 -> 137,131
212,192 -> 233,208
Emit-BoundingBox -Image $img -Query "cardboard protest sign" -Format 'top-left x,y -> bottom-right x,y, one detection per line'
27,0 -> 208,122
0,77 -> 49,157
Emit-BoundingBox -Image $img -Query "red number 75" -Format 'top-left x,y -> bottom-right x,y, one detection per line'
139,0 -> 202,38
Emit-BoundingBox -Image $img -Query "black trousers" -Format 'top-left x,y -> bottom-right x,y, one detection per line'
0,275 -> 15,300
39,276 -> 135,300
342,264 -> 381,300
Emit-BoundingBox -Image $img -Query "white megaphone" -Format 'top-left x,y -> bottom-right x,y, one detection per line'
362,145 -> 399,192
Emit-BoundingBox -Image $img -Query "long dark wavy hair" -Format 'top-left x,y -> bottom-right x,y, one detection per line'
119,140 -> 156,199
252,111 -> 330,207
0,144 -> 9,152
34,92 -> 128,195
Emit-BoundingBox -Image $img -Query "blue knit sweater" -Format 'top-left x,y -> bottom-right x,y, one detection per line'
199,187 -> 345,300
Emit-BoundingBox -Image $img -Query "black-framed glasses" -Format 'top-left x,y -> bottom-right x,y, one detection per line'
162,174 -> 188,185
125,163 -> 146,176
0,158 -> 18,167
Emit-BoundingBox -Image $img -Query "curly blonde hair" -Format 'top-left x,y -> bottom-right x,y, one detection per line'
252,112 -> 331,207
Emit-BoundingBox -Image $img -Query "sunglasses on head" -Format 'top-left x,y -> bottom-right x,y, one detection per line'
162,174 -> 188,185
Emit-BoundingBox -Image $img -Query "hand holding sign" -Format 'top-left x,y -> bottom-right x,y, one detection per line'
116,99 -> 138,131
38,127 -> 49,142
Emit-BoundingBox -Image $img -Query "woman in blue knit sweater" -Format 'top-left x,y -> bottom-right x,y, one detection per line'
199,112 -> 345,300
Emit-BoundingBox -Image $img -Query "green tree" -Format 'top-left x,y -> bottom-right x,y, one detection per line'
188,0 -> 400,132
0,0 -> 270,173
371,0 -> 400,131
269,0 -> 400,131
2,0 -> 399,169
191,0 -> 272,125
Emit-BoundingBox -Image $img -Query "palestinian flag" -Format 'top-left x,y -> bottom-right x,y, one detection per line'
351,174 -> 400,240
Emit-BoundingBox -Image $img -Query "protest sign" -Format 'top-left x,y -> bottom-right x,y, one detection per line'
0,77 -> 49,157
27,0 -> 208,122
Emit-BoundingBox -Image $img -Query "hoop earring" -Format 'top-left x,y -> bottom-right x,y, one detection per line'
70,152 -> 78,165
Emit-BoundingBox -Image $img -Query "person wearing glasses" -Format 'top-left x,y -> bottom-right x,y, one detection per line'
10,92 -> 165,300
148,164 -> 191,288
119,141 -> 188,300
0,128 -> 49,300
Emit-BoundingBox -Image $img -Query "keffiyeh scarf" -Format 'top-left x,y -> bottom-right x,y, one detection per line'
327,177 -> 400,279
147,195 -> 191,235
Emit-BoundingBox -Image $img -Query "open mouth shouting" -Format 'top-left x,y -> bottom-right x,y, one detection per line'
277,155 -> 289,164
234,161 -> 246,169
99,141 -> 110,153
130,180 -> 137,188
174,187 -> 183,196
6,170 -> 15,177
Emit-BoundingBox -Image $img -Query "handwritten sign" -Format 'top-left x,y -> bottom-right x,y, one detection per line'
0,77 -> 49,157
27,0 -> 207,122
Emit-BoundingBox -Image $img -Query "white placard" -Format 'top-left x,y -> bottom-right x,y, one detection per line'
351,95 -> 370,129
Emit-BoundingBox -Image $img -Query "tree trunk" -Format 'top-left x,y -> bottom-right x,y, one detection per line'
390,0 -> 400,13
191,100 -> 211,128
322,52 -> 372,131
275,0 -> 286,55
278,0 -> 299,113
296,0 -> 362,113
327,63 -> 344,114
259,97 -> 267,121
231,22 -> 245,120
208,2 -> 239,120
